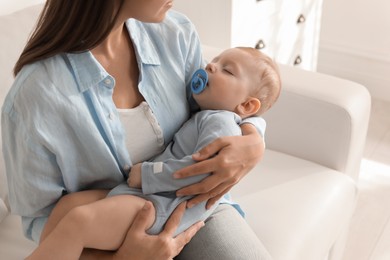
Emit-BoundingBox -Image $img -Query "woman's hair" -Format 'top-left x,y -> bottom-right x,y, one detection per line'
13,0 -> 124,76
237,47 -> 282,116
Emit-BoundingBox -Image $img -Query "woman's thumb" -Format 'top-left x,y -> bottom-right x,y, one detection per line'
130,201 -> 154,232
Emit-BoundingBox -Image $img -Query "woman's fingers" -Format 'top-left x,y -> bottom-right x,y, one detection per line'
192,137 -> 230,161
115,201 -> 203,260
130,201 -> 155,233
176,173 -> 222,197
160,202 -> 204,258
159,202 -> 204,257
173,137 -> 232,179
205,186 -> 232,209
175,132 -> 265,210
186,183 -> 233,209
174,159 -> 214,179
161,202 -> 187,237
173,221 -> 204,252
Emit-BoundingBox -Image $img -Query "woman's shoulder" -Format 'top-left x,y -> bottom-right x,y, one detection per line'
13,54 -> 68,88
3,54 -> 75,113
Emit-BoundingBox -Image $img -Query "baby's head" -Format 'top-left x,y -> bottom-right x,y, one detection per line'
193,47 -> 281,118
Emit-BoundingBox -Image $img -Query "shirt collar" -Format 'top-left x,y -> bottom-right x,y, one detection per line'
126,19 -> 161,66
65,51 -> 108,93
65,19 -> 161,93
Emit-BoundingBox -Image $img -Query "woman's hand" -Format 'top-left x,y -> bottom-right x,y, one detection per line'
174,123 -> 264,209
113,201 -> 204,260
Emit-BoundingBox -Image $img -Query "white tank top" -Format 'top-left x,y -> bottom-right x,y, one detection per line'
117,101 -> 165,164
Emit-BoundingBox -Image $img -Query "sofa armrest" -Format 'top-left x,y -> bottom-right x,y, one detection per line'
263,65 -> 371,180
202,45 -> 371,181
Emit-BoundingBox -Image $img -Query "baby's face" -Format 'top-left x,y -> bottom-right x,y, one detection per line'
193,48 -> 259,113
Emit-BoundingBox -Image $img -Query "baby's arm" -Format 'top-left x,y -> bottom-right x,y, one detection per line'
134,111 -> 242,195
127,154 -> 206,193
141,154 -> 208,194
128,163 -> 142,188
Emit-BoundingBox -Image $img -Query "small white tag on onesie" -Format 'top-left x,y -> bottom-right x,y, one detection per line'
153,162 -> 163,174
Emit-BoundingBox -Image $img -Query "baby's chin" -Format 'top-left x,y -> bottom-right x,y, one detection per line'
192,97 -> 207,110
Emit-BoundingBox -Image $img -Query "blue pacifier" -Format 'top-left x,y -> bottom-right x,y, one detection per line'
191,69 -> 208,94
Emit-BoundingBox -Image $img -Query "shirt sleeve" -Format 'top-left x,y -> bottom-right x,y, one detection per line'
141,111 -> 242,194
240,116 -> 267,139
2,100 -> 64,242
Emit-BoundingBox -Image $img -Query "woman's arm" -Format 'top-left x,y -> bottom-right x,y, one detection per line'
174,123 -> 264,209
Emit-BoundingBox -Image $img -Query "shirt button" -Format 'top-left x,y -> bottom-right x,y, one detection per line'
150,116 -> 157,124
158,138 -> 164,145
108,112 -> 115,120
104,78 -> 112,85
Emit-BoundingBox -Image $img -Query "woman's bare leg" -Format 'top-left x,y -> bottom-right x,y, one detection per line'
28,194 -> 155,260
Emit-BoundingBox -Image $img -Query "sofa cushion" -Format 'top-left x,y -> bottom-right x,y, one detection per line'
0,199 -> 7,223
232,149 -> 357,260
0,214 -> 36,259
0,5 -> 43,207
0,148 -> 358,259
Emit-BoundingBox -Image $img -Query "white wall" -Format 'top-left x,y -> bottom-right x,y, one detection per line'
0,0 -> 44,15
2,0 -> 388,101
318,0 -> 390,102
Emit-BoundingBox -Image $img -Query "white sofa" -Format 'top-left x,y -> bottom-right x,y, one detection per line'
0,4 -> 371,260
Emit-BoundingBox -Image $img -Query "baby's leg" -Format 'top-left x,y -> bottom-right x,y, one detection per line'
28,195 -> 155,260
41,189 -> 109,242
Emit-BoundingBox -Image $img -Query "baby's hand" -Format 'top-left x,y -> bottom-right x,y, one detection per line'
127,163 -> 142,188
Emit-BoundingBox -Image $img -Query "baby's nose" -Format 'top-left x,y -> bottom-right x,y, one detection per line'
205,63 -> 216,73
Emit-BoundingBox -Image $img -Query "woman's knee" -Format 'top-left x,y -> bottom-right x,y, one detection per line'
176,204 -> 272,260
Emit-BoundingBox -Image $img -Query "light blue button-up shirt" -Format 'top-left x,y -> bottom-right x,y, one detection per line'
2,10 -> 265,242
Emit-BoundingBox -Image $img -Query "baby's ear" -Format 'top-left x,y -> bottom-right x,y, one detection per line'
236,97 -> 261,117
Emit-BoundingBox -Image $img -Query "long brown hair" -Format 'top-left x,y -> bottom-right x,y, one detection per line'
14,0 -> 124,76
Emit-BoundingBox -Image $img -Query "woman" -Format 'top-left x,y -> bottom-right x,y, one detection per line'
3,0 -> 271,259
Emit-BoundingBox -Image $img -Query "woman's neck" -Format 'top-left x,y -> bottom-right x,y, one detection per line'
92,23 -> 128,59
90,20 -> 143,109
